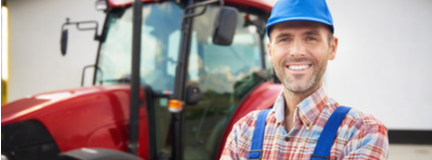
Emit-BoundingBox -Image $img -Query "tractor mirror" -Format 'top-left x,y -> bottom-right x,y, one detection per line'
212,6 -> 238,46
185,83 -> 202,105
60,18 -> 100,56
61,29 -> 68,56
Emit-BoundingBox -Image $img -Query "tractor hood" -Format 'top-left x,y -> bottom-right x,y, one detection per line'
1,85 -> 141,125
1,85 -> 149,156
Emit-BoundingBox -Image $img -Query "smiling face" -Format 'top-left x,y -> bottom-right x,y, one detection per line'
268,21 -> 338,95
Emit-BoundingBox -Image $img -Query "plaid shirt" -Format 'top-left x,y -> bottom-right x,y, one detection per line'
220,87 -> 388,160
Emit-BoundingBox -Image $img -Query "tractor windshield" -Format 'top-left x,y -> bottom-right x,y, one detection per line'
96,1 -> 269,159
96,2 -> 182,92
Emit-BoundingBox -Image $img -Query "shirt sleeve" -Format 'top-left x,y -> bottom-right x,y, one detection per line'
220,111 -> 260,160
220,123 -> 240,160
340,115 -> 389,160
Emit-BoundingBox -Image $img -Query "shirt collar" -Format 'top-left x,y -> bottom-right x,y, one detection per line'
272,87 -> 329,129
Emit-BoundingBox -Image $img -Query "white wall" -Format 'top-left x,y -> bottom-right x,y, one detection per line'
325,0 -> 432,130
7,0 -> 104,101
6,0 -> 432,130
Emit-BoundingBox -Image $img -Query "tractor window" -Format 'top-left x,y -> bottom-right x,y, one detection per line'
96,2 -> 182,92
183,6 -> 265,160
97,2 -> 268,159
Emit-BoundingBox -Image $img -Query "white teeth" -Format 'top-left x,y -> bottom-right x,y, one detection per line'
288,65 -> 310,70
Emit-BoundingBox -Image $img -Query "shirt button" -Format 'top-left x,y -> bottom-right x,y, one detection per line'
284,136 -> 290,142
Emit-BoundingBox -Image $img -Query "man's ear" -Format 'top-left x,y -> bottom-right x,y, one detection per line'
267,42 -> 273,62
328,37 -> 338,60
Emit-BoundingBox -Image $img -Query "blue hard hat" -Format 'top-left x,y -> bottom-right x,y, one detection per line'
266,0 -> 334,37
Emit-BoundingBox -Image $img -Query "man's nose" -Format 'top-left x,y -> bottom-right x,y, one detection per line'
289,39 -> 306,57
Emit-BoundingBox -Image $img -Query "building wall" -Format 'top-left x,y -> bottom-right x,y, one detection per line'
6,0 -> 432,130
326,0 -> 432,130
7,0 -> 104,101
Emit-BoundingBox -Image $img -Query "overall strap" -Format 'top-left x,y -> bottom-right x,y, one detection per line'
311,106 -> 352,160
248,109 -> 272,160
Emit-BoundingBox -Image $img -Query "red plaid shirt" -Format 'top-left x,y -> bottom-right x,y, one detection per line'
221,87 -> 388,160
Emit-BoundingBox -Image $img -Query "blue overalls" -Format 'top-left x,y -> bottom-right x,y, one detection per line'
248,106 -> 351,160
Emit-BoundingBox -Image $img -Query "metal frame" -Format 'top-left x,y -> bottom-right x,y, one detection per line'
61,18 -> 101,41
170,0 -> 196,158
129,0 -> 143,155
80,65 -> 102,86
183,0 -> 222,18
92,7 -> 111,85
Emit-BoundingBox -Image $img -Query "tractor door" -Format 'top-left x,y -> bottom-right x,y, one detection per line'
96,2 -> 183,91
151,5 -> 270,160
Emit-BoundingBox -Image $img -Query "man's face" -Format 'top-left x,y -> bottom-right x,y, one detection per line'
268,21 -> 338,95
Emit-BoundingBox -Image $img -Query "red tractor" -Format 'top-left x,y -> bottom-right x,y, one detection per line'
1,0 -> 281,159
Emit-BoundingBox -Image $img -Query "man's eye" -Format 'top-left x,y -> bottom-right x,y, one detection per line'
280,38 -> 289,42
306,37 -> 317,41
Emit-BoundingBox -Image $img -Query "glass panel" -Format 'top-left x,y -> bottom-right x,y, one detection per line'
96,2 -> 182,158
153,97 -> 173,158
97,2 -> 183,92
183,6 -> 265,160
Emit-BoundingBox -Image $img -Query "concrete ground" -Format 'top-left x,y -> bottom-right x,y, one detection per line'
389,144 -> 432,160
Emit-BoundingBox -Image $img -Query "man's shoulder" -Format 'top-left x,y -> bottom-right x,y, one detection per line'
233,109 -> 274,130
344,107 -> 387,130
235,110 -> 262,126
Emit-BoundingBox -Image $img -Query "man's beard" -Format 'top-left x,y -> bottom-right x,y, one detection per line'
274,56 -> 328,94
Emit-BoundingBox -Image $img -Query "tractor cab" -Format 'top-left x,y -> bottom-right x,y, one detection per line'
2,0 -> 279,160
92,1 -> 271,159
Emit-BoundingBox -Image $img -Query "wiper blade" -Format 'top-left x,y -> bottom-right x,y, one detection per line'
99,75 -> 131,84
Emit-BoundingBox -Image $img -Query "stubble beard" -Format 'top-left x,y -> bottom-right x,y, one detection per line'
274,56 -> 328,95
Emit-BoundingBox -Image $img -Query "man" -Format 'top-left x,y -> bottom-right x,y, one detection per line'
220,0 -> 389,159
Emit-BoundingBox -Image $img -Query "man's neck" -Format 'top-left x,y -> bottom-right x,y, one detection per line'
282,86 -> 321,131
